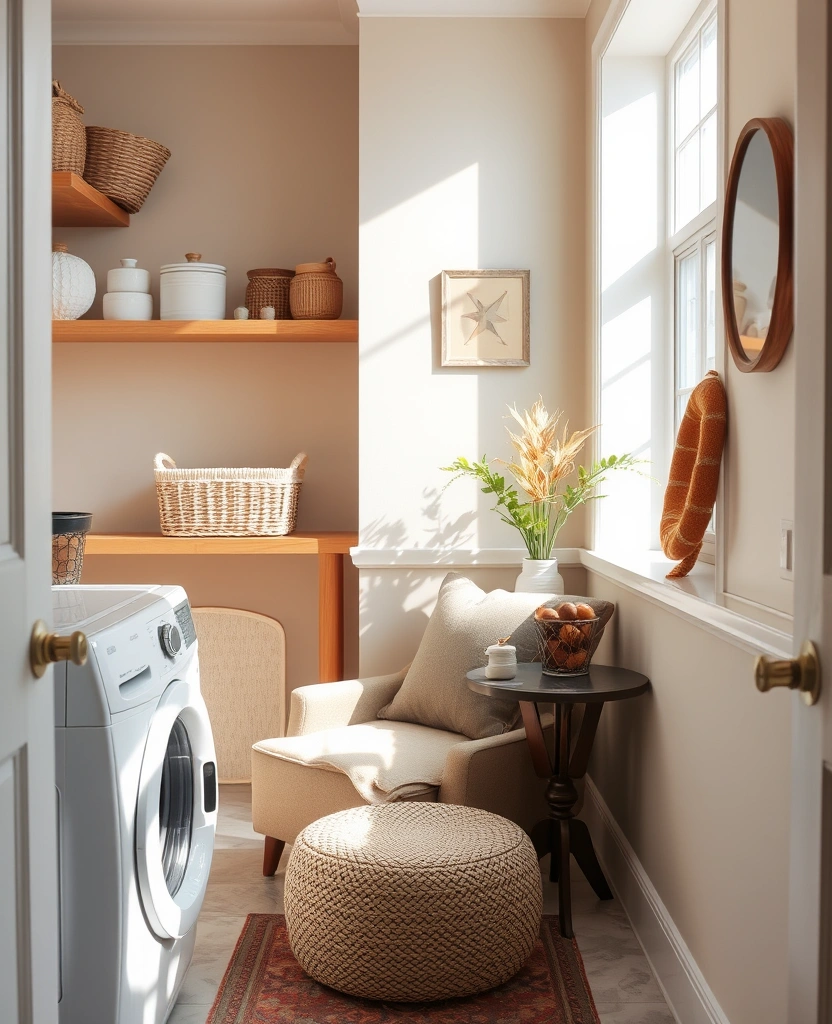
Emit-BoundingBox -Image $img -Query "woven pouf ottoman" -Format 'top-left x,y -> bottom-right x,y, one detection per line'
283,802 -> 542,1002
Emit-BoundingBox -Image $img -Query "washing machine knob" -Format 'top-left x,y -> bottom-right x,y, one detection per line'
159,622 -> 182,658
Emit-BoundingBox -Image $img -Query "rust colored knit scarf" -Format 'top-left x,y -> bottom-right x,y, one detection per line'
660,370 -> 727,578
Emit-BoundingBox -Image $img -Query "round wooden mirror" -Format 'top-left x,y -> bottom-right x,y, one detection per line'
721,117 -> 794,372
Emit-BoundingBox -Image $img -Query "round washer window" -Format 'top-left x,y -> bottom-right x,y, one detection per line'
159,717 -> 194,896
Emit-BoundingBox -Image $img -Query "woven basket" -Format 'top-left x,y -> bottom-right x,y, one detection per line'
84,126 -> 171,214
154,452 -> 307,537
52,82 -> 86,175
246,268 -> 294,320
289,257 -> 343,320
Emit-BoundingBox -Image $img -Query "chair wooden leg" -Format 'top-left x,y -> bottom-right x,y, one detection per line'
263,836 -> 285,877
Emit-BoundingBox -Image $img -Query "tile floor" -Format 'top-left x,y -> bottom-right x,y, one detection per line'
169,785 -> 676,1024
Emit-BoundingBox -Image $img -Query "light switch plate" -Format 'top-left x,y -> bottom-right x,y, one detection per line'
780,519 -> 794,580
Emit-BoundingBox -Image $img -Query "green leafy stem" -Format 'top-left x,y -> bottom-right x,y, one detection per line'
441,453 -> 641,560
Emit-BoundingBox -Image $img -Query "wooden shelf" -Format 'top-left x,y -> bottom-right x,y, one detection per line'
52,172 -> 130,228
53,319 -> 358,343
84,531 -> 356,682
84,532 -> 357,556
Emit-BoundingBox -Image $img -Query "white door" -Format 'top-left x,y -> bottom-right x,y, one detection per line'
788,1 -> 832,1019
0,0 -> 56,1019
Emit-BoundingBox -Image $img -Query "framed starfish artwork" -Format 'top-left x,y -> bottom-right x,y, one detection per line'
441,269 -> 530,367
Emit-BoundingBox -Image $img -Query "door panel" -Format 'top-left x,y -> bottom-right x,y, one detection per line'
0,0 -> 56,1018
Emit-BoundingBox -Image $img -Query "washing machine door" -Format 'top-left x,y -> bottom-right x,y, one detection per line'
135,678 -> 217,940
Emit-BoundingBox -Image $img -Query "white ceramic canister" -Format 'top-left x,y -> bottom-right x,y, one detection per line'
107,258 -> 150,294
485,644 -> 517,680
159,252 -> 226,321
103,290 -> 153,320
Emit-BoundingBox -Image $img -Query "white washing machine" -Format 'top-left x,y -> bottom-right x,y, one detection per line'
53,584 -> 218,1024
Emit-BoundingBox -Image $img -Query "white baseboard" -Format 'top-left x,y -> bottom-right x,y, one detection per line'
582,777 -> 730,1024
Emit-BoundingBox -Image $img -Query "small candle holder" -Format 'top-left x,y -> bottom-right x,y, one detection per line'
485,639 -> 517,680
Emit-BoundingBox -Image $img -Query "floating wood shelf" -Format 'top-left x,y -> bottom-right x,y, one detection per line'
84,532 -> 357,556
53,319 -> 358,343
52,172 -> 130,228
84,532 -> 357,682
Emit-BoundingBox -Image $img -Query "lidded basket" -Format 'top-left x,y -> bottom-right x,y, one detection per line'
289,257 -> 343,320
52,81 -> 86,175
246,268 -> 294,320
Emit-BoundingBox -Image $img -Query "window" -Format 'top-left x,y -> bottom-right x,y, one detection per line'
670,7 -> 718,551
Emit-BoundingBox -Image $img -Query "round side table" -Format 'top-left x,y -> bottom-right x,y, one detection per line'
467,662 -> 650,938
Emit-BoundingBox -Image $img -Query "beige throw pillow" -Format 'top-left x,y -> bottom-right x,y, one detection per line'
377,572 -> 551,740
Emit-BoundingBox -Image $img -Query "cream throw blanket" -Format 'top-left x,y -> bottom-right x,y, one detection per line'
253,720 -> 469,804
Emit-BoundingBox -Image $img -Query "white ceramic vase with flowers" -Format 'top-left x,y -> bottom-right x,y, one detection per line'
443,398 -> 639,594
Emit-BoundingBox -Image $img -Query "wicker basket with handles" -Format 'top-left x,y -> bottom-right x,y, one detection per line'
84,126 -> 171,214
52,81 -> 86,174
246,268 -> 294,320
289,257 -> 343,320
154,452 -> 307,537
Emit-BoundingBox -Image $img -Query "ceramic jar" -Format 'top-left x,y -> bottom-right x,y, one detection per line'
52,243 -> 95,320
289,257 -> 343,320
514,558 -> 564,595
485,644 -> 517,680
160,253 -> 226,320
107,258 -> 150,294
103,258 -> 153,320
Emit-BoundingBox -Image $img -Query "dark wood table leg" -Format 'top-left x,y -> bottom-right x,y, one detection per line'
570,818 -> 613,900
548,703 -> 578,938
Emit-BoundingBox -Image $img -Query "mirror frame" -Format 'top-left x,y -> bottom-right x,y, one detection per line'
721,116 -> 794,373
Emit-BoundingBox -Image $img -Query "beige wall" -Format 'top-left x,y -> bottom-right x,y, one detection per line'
587,573 -> 791,1023
357,17 -> 587,671
52,46 -> 359,698
722,0 -> 796,620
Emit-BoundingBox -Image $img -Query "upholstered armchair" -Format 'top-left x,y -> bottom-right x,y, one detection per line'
251,666 -> 553,875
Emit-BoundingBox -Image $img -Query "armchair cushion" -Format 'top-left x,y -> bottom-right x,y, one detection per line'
253,719 -> 468,804
287,667 -> 408,737
377,572 -> 548,739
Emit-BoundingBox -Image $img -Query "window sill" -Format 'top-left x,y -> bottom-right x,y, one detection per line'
582,549 -> 792,658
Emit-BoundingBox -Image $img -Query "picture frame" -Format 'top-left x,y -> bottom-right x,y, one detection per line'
440,269 -> 530,367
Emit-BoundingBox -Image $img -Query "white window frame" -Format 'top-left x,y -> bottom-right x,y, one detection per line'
667,1 -> 719,563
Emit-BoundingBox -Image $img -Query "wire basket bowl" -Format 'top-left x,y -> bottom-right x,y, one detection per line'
52,512 -> 92,585
536,616 -> 602,675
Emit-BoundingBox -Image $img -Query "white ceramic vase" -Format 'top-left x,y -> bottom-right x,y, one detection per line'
52,243 -> 95,320
514,558 -> 564,595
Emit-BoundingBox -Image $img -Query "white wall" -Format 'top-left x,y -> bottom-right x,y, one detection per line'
358,16 -> 587,671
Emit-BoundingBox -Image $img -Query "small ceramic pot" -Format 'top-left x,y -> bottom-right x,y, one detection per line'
160,252 -> 226,320
107,258 -> 150,294
485,643 -> 517,680
103,291 -> 153,320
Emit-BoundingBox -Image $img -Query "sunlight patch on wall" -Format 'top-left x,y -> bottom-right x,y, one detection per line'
601,92 -> 658,291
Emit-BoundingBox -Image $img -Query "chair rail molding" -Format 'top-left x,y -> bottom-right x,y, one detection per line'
349,546 -> 582,569
356,0 -> 590,15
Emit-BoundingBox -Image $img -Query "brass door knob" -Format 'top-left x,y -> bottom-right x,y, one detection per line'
755,641 -> 820,706
30,620 -> 88,679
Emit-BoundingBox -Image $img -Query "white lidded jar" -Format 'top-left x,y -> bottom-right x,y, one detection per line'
485,643 -> 517,680
107,257 -> 150,294
52,242 -> 96,320
160,252 -> 226,321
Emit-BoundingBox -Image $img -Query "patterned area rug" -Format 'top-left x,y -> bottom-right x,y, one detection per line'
207,914 -> 600,1023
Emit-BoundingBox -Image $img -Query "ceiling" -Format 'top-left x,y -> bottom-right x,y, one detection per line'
606,0 -> 703,56
53,0 -> 591,45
